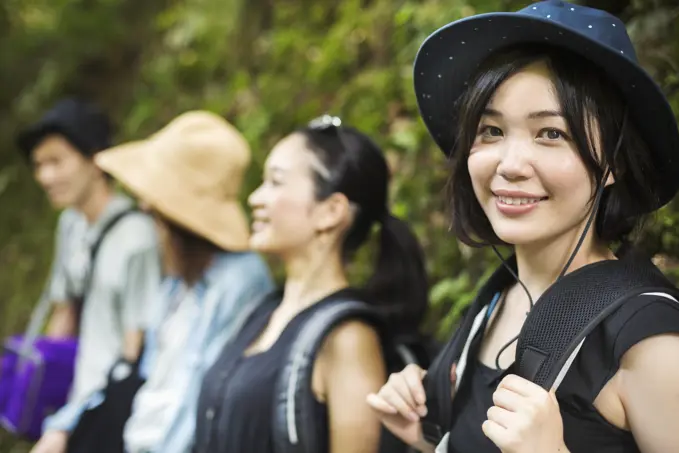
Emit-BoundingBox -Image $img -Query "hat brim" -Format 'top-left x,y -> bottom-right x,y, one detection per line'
95,141 -> 251,252
414,12 -> 679,209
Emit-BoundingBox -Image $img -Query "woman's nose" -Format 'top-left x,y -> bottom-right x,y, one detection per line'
247,185 -> 263,207
495,139 -> 533,180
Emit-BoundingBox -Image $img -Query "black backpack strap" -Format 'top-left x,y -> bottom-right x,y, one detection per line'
516,257 -> 679,391
73,207 -> 138,314
272,300 -> 384,453
421,257 -> 517,445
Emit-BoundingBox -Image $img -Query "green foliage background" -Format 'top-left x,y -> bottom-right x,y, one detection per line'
1,0 -> 678,450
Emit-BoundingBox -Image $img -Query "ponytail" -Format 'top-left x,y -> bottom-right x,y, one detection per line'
364,213 -> 429,338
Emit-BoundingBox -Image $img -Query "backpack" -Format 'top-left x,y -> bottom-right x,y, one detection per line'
272,299 -> 435,453
421,254 -> 679,448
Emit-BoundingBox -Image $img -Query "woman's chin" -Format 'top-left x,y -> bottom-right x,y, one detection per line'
492,226 -> 542,247
248,233 -> 270,253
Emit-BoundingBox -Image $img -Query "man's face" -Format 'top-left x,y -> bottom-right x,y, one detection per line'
32,135 -> 101,209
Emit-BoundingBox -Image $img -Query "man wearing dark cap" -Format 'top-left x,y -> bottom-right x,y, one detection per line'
17,98 -> 161,453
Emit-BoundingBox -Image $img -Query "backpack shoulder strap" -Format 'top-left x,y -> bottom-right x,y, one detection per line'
516,257 -> 679,391
421,258 -> 516,445
76,208 -> 138,311
272,299 -> 383,453
89,208 -> 139,268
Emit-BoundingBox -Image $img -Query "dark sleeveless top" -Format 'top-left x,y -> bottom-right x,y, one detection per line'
193,287 -> 362,453
446,288 -> 679,453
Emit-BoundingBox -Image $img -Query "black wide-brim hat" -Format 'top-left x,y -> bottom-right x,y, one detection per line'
414,0 -> 679,210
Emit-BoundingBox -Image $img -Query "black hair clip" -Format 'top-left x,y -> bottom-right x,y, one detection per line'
308,114 -> 342,130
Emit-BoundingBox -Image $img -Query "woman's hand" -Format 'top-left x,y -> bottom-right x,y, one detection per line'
483,374 -> 569,453
367,363 -> 457,452
30,430 -> 69,453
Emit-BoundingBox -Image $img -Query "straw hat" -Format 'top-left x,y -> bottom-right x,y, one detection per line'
95,110 -> 251,251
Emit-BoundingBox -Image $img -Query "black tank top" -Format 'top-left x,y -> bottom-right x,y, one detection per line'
193,287 -> 362,453
446,290 -> 679,453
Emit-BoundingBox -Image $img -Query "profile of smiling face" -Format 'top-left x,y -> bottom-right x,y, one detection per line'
248,133 -> 351,258
467,61 -> 612,247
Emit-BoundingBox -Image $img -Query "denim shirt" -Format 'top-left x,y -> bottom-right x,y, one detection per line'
125,251 -> 274,453
46,251 -> 273,453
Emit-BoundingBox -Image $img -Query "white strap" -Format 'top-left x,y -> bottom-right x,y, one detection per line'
435,432 -> 450,453
550,291 -> 679,392
454,305 -> 488,390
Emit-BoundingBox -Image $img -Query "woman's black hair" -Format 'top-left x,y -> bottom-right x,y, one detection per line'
296,121 -> 429,338
153,212 -> 222,286
448,44 -> 659,249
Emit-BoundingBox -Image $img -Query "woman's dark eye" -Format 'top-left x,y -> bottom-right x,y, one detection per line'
480,125 -> 503,137
538,128 -> 567,140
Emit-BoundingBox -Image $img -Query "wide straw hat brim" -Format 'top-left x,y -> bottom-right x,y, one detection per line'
95,140 -> 250,251
414,9 -> 679,210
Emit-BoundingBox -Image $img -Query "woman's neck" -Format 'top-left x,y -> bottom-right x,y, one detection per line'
513,228 -> 615,300
281,245 -> 348,311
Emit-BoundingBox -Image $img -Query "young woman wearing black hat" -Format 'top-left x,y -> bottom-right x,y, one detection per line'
367,1 -> 679,453
192,117 -> 430,453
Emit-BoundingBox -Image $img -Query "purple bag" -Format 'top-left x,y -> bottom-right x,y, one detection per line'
0,335 -> 78,440
0,209 -> 134,440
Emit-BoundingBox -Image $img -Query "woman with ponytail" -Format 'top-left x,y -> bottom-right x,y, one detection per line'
193,115 -> 429,453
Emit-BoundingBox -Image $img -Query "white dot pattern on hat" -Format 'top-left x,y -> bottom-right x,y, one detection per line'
588,25 -> 593,28
547,14 -> 551,18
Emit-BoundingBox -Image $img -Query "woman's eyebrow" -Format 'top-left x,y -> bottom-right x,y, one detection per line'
481,108 -> 564,120
482,108 -> 502,117
527,109 -> 564,119
264,165 -> 287,177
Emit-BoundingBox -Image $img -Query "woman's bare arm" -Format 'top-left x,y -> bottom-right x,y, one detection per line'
621,333 -> 679,453
318,320 -> 386,453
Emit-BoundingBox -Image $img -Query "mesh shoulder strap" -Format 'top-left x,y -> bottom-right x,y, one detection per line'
272,300 -> 383,453
516,257 -> 679,391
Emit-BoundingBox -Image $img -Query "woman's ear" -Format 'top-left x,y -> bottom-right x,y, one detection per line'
604,168 -> 615,187
315,192 -> 352,233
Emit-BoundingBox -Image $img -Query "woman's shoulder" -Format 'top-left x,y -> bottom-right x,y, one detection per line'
600,291 -> 679,365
